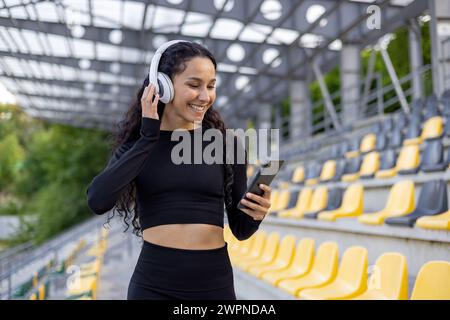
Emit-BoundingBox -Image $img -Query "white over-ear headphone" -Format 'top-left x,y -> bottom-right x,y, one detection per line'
148,39 -> 192,104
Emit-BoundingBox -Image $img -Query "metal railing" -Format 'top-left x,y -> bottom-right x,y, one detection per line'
0,215 -> 105,299
362,64 -> 432,117
280,64 -> 432,147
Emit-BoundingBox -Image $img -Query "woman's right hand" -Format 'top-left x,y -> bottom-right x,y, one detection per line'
141,83 -> 160,120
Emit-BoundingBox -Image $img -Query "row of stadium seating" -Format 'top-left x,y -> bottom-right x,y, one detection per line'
340,115 -> 445,158
281,137 -> 449,187
64,227 -> 109,300
237,95 -> 449,300
21,227 -> 108,300
25,239 -> 86,300
267,179 -> 450,229
224,226 -> 450,300
282,93 -> 450,160
261,104 -> 450,189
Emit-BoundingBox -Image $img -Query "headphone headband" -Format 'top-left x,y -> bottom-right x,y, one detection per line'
149,39 -> 191,94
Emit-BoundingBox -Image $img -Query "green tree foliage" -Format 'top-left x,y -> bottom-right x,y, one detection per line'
13,124 -> 111,244
304,21 -> 432,133
0,103 -> 112,246
0,133 -> 25,190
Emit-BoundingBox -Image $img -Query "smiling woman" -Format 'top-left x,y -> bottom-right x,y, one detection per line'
160,56 -> 217,129
85,40 -> 271,300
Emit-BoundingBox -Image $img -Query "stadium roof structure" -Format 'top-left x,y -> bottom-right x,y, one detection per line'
0,0 -> 427,131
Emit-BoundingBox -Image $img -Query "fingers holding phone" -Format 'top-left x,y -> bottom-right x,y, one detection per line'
239,184 -> 272,221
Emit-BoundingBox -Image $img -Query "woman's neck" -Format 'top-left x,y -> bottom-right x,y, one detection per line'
160,110 -> 202,131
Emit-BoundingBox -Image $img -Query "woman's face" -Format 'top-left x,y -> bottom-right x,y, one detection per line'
165,56 -> 216,125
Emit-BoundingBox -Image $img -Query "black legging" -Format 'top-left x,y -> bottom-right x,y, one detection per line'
127,240 -> 236,300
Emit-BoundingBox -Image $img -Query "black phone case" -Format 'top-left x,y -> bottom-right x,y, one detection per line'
237,160 -> 284,210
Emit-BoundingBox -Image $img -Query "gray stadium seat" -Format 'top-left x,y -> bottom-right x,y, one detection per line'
388,128 -> 403,149
421,139 -> 447,173
304,187 -> 343,219
385,180 -> 448,227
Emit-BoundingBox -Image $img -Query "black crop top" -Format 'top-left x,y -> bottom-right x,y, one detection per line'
86,117 -> 263,240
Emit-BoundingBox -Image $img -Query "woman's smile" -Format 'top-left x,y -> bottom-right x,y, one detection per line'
187,103 -> 208,115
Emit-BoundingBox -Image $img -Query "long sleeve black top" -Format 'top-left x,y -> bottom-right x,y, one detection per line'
86,117 -> 263,241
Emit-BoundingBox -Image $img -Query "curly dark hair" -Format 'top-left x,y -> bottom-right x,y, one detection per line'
105,41 -> 236,237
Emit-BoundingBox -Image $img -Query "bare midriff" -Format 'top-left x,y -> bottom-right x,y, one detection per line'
142,224 -> 226,250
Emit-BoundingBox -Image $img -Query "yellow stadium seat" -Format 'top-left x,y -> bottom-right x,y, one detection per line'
239,234 -> 256,255
291,166 -> 305,184
411,261 -> 450,300
352,253 -> 408,300
404,116 -> 443,146
306,187 -> 328,214
262,238 -> 315,286
375,168 -> 396,179
77,239 -> 87,250
278,181 -> 291,189
416,211 -> 450,230
319,160 -> 336,182
305,163 -> 320,186
228,237 -> 242,256
100,227 -> 109,239
299,246 -> 368,300
66,275 -> 98,300
278,188 -> 312,219
375,145 -> 419,179
87,238 -> 107,257
268,189 -> 291,215
224,224 -> 235,241
358,180 -> 415,225
341,173 -> 359,182
273,190 -> 291,212
359,151 -> 380,178
396,144 -> 420,172
38,284 -> 46,300
223,224 -> 232,240
224,229 -> 239,253
80,258 -> 102,276
278,242 -> 339,296
318,184 -> 364,221
305,178 -> 319,186
360,133 -> 376,153
342,152 -> 380,182
248,235 -> 296,278
227,237 -> 243,258
233,232 -> 267,267
32,271 -> 38,288
229,236 -> 254,264
247,165 -> 255,178
345,149 -> 360,159
267,191 -> 279,214
239,232 -> 280,272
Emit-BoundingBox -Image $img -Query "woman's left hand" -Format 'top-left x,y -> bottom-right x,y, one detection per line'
239,184 -> 272,221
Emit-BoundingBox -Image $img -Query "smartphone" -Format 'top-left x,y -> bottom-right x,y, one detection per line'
237,160 -> 285,210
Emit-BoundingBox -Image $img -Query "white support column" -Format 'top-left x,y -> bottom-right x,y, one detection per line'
289,80 -> 312,140
312,61 -> 341,131
409,18 -> 424,100
257,103 -> 274,163
380,47 -> 411,114
257,103 -> 272,130
340,44 -> 361,126
429,0 -> 450,96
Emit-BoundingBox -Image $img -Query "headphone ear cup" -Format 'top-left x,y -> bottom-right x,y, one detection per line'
157,72 -> 174,104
